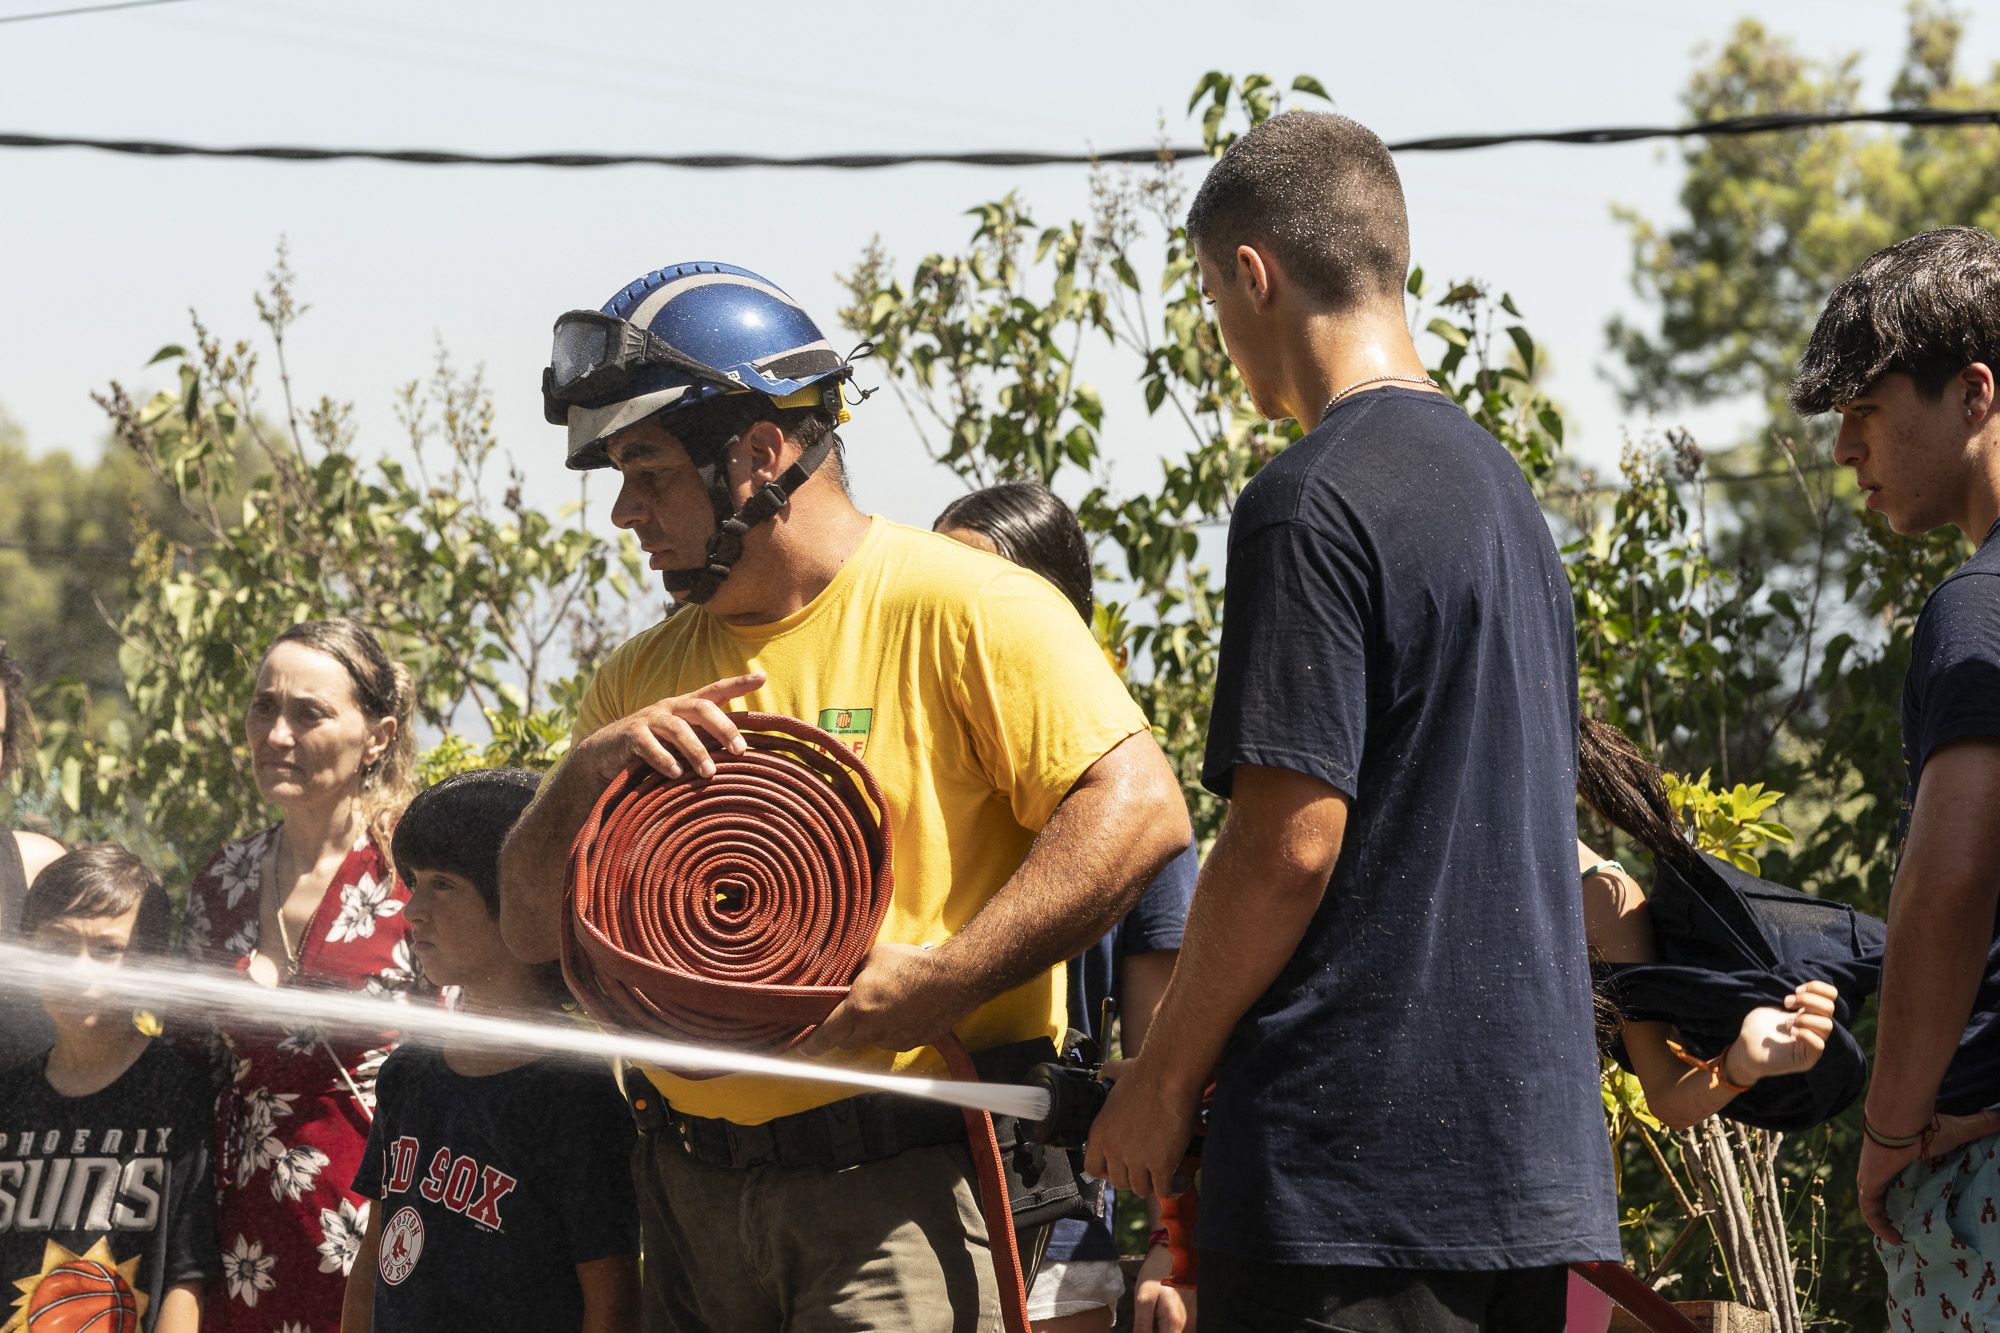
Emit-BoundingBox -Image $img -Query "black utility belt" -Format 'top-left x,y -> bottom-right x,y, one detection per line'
627,1037 -> 1055,1173
629,1036 -> 1093,1231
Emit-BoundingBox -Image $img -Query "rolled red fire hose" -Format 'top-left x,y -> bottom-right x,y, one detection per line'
560,712 -> 1033,1333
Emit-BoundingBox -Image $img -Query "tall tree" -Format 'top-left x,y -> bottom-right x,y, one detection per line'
1612,2 -> 2000,423
1607,1 -> 1994,911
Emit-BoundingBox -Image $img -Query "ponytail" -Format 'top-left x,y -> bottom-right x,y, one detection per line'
361,659 -> 418,854
1577,715 -> 1700,879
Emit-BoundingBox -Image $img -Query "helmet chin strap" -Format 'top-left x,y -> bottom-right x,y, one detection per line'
659,433 -> 838,605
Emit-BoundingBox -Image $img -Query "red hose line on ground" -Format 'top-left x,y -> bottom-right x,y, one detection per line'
559,713 -> 1032,1333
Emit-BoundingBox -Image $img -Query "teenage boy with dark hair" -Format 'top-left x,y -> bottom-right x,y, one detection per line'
1791,225 -> 2000,1326
341,769 -> 639,1333
1087,109 -> 1618,1331
0,844 -> 217,1333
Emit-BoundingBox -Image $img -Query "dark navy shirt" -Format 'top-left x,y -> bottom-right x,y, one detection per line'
1046,843 -> 1196,1264
1899,518 -> 2000,1116
353,1044 -> 637,1332
1199,388 -> 1618,1268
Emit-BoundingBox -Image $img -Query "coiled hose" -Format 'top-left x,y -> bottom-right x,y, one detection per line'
560,712 -> 1032,1333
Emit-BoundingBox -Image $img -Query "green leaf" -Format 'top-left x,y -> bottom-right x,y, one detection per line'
1425,317 -> 1469,349
1290,74 -> 1332,102
1505,326 -> 1536,375
1187,70 -> 1227,113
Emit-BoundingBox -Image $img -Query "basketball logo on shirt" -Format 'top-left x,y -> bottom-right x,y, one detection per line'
816,708 -> 873,758
378,1206 -> 424,1285
8,1238 -> 145,1332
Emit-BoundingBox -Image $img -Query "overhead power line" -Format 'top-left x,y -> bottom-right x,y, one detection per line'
1,107 -> 1996,171
0,0 -> 190,25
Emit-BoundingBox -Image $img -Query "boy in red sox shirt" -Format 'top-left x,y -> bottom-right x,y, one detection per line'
341,770 -> 638,1333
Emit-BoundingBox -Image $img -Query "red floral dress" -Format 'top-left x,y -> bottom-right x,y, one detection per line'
182,826 -> 422,1333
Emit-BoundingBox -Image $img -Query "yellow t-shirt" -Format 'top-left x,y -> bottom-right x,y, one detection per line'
570,517 -> 1150,1124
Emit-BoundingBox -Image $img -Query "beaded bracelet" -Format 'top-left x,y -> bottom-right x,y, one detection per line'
1580,860 -> 1625,881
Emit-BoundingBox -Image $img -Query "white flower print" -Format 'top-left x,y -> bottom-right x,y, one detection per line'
236,1137 -> 276,1189
351,1045 -> 391,1112
364,938 -> 419,1000
222,1234 -> 276,1306
214,831 -> 270,910
180,889 -> 213,952
327,870 -> 402,945
220,918 -> 258,960
276,1025 -> 325,1056
241,1087 -> 298,1137
269,1143 -> 330,1202
317,1197 -> 370,1275
232,1088 -> 298,1188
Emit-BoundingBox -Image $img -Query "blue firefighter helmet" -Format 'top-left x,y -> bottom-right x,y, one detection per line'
543,260 -> 855,471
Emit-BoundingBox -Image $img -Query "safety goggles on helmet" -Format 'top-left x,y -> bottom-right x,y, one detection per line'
541,309 -> 735,425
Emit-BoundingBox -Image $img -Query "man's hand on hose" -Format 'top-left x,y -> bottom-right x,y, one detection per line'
796,943 -> 978,1056
499,672 -> 766,964
571,673 -> 765,785
1083,1057 -> 1201,1200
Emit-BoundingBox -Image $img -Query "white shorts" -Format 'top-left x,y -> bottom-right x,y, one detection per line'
1025,1257 -> 1126,1323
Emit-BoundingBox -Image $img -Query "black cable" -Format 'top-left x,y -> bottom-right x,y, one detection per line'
0,0 -> 190,25
0,107 -> 1996,171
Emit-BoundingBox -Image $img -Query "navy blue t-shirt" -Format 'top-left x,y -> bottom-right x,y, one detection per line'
1064,843 -> 1197,1054
1199,388 -> 1617,1269
1046,842 -> 1196,1264
1898,518 -> 2000,1116
353,1044 -> 637,1332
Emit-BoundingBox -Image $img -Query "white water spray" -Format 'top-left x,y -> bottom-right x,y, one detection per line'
0,941 -> 1054,1121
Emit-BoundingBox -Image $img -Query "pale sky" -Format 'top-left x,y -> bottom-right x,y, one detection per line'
2,0 -> 1989,551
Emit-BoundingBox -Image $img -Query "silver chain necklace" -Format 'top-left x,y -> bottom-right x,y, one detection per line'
1322,372 -> 1442,418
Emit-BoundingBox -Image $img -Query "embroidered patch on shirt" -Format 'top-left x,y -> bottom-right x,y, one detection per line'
816,708 -> 874,758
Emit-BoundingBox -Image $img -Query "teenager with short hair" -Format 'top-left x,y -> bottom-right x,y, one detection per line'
0,845 -> 217,1333
1087,110 -> 1618,1332
1791,225 -> 2000,1330
342,768 -> 639,1333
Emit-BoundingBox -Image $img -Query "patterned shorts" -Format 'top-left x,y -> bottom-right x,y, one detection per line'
1879,1132 -> 2000,1333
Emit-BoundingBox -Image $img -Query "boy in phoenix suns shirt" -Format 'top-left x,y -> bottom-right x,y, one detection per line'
0,845 -> 217,1333
340,770 -> 637,1333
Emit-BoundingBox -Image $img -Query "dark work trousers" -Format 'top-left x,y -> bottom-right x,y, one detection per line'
1200,1252 -> 1569,1333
